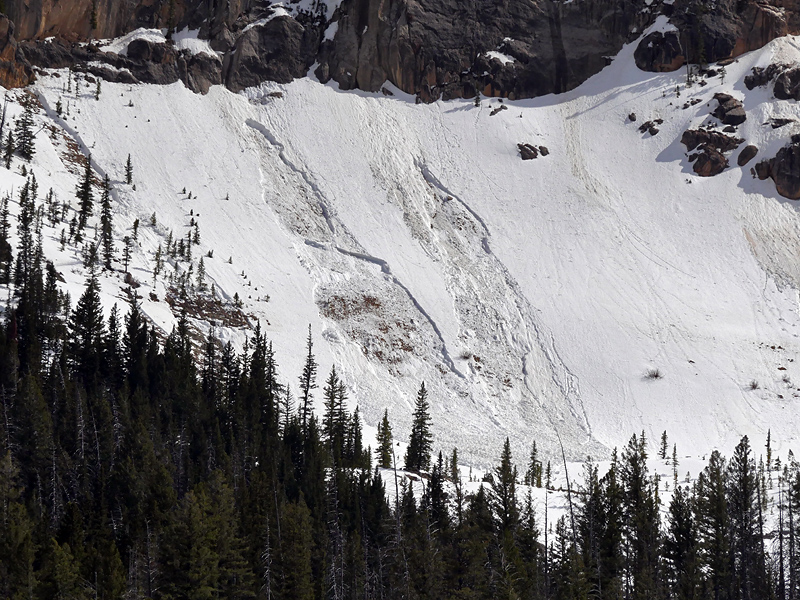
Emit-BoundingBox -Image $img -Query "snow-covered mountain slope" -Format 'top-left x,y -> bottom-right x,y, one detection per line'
6,30 -> 800,465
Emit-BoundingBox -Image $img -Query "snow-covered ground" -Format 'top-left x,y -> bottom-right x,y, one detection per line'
5,27 -> 800,471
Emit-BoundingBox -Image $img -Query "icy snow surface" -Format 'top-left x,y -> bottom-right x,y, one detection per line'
9,33 -> 800,468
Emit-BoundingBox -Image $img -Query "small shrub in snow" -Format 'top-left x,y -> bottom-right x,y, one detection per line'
748,379 -> 759,390
644,368 -> 662,380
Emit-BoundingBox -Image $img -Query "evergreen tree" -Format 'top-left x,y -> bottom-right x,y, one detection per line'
0,194 -> 12,284
14,104 -> 35,161
375,408 -> 393,468
322,365 -> 347,462
727,436 -> 768,600
660,430 -> 669,460
298,325 -> 317,432
99,174 -> 113,269
696,450 -> 732,600
526,440 -> 542,487
404,381 -> 433,473
68,274 -> 105,389
666,484 -> 701,600
490,437 -> 520,535
125,154 -> 133,185
76,155 -> 94,231
3,130 -> 13,169
620,432 -> 661,600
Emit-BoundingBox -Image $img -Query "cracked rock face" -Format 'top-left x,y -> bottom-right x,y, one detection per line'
9,0 -> 655,101
8,0 -> 800,101
0,15 -> 34,89
316,0 -> 654,101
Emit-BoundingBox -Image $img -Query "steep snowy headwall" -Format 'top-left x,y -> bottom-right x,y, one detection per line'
6,32 -> 800,465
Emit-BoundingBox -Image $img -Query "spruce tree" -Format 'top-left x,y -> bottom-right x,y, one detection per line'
3,130 -> 13,169
404,381 -> 433,473
666,484 -> 701,600
14,105 -> 35,161
727,436 -> 767,600
660,430 -> 669,460
68,274 -> 105,389
76,155 -> 94,231
375,408 -> 393,468
298,325 -> 317,431
125,154 -> 133,185
696,450 -> 732,600
490,437 -> 520,534
99,174 -> 113,269
0,194 -> 11,284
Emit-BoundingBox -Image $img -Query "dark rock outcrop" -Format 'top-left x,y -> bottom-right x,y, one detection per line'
20,37 -> 222,94
224,16 -> 319,93
680,129 -> 743,153
738,145 -> 758,166
639,119 -> 663,136
759,138 -> 800,199
681,128 -> 743,177
315,0 -> 655,101
0,15 -> 34,88
7,0 -> 800,101
692,147 -> 728,177
745,63 -> 800,101
712,93 -> 746,126
634,31 -> 684,72
635,0 -> 792,73
518,143 -> 539,160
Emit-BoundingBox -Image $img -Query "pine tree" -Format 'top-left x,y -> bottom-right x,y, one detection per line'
76,155 -> 94,231
99,174 -> 113,269
0,194 -> 11,284
666,484 -> 701,600
490,437 -> 520,534
122,236 -> 132,272
660,430 -> 669,460
14,104 -> 35,161
375,408 -> 393,468
298,325 -> 317,432
322,365 -> 347,462
125,154 -> 133,185
68,273 -> 106,390
620,432 -> 661,599
696,450 -> 731,600
3,130 -> 14,169
404,381 -> 433,473
526,440 -> 542,487
197,256 -> 206,290
728,436 -> 767,600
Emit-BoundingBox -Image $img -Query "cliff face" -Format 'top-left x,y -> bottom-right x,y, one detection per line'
314,0 -> 653,101
3,0 -> 800,97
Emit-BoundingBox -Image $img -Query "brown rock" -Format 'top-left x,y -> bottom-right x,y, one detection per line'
680,129 -> 743,153
755,160 -> 772,180
518,143 -> 538,160
0,16 -> 34,89
693,146 -> 728,177
737,145 -> 758,167
769,141 -> 800,199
